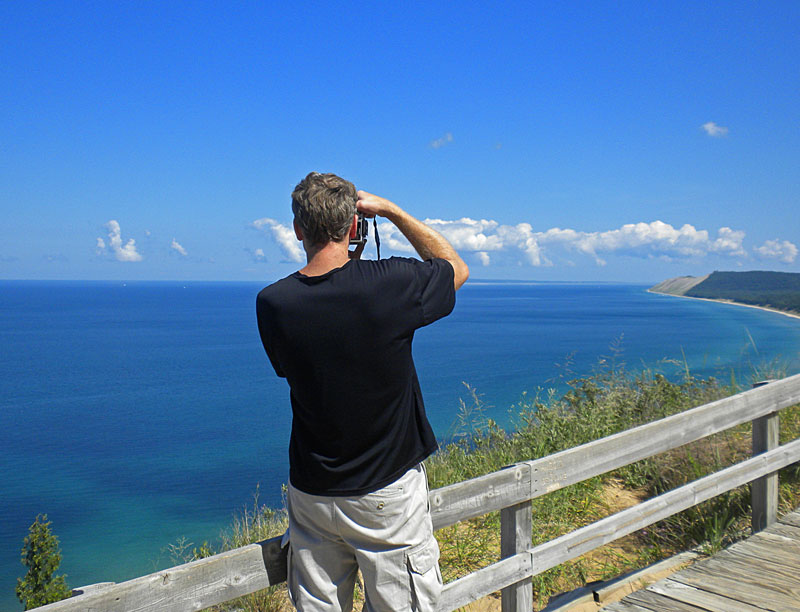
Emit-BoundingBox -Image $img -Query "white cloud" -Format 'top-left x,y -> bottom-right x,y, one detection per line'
702,121 -> 729,137
98,220 -> 142,262
251,218 -> 304,263
170,239 -> 188,256
377,218 -> 760,267
755,239 -> 798,264
531,222 -> 746,265
430,132 -> 453,149
710,227 -> 746,256
245,247 -> 267,263
394,219 -> 743,266
257,214 -> 792,269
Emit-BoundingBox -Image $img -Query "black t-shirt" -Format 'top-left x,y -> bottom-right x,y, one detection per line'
256,256 -> 455,495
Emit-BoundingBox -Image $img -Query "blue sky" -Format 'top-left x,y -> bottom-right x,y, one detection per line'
1,1 -> 798,282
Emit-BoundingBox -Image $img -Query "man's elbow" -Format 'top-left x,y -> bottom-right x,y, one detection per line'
453,259 -> 469,290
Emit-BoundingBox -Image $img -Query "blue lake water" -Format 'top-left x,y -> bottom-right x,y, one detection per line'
2,280 -> 800,609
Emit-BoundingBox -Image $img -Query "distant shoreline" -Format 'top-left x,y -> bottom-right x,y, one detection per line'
647,289 -> 800,322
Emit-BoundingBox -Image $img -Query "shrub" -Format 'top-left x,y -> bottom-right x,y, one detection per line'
16,514 -> 71,610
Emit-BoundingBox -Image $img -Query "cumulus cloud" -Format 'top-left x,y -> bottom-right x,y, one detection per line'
170,239 -> 188,256
711,227 -> 746,256
256,212 -> 792,269
251,218 -> 304,263
97,220 -> 142,262
755,239 -> 798,264
430,132 -> 453,149
702,121 -> 729,137
376,218 -> 757,267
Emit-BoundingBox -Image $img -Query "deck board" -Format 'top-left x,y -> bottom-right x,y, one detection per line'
778,508 -> 800,528
622,588 -> 710,611
600,507 -> 800,612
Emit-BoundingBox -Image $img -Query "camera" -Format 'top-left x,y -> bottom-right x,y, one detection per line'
350,212 -> 369,246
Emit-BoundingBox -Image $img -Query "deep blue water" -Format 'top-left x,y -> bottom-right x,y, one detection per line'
2,280 -> 800,609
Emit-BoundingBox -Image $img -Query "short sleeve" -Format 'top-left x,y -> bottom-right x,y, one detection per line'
417,258 -> 456,326
256,290 -> 286,378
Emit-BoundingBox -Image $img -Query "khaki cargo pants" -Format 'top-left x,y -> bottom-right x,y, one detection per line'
284,464 -> 442,611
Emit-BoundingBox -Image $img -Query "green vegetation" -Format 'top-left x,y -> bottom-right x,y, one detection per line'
16,514 -> 71,610
652,270 -> 800,314
426,363 -> 800,608
686,270 -> 800,313
185,362 -> 800,611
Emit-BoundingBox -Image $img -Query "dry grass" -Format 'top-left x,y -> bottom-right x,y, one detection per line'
199,369 -> 800,611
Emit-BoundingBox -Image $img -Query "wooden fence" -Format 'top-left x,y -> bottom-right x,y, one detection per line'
37,373 -> 800,612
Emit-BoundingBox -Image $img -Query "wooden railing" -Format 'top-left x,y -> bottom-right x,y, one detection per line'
39,374 -> 800,612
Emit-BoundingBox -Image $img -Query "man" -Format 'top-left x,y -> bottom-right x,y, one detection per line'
256,172 -> 468,612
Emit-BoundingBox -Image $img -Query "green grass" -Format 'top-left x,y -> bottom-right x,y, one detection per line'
193,364 -> 800,611
427,363 -> 800,608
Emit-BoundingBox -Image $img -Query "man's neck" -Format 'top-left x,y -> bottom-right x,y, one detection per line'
299,240 -> 350,277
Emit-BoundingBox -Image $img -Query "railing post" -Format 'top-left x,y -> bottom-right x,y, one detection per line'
751,380 -> 779,533
500,501 -> 532,612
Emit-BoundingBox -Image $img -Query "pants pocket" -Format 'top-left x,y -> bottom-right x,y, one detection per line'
406,538 -> 442,612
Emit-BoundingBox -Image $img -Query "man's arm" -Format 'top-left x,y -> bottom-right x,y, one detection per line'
357,191 -> 469,290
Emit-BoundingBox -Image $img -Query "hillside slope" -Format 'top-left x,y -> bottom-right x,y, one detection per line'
651,270 -> 800,314
649,275 -> 708,296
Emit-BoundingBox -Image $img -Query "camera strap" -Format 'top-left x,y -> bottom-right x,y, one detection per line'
373,217 -> 381,260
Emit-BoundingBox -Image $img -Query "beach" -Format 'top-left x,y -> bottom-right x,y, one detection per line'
647,289 -> 800,321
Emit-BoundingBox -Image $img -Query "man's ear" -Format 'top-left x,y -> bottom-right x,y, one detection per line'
349,214 -> 358,239
293,219 -> 304,242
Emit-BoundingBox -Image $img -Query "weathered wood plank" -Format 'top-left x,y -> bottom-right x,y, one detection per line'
593,550 -> 699,605
429,374 -> 800,529
645,579 -> 769,612
600,601 -> 655,612
778,508 -> 800,528
726,538 -> 800,571
751,412 -> 780,532
524,373 -> 800,499
441,443 -> 800,610
673,555 -> 800,610
529,438 -> 800,576
719,547 -> 800,587
750,530 -> 800,555
437,552 -> 531,612
35,536 -> 286,612
763,521 -> 800,541
430,463 -> 531,530
623,588 -> 709,611
500,501 -> 532,612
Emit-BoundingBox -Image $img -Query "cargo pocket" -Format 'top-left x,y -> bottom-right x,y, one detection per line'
406,538 -> 442,611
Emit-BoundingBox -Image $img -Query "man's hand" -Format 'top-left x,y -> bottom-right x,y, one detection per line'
356,191 -> 398,219
355,189 -> 469,290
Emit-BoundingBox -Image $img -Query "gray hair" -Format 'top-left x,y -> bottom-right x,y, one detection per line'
291,172 -> 357,246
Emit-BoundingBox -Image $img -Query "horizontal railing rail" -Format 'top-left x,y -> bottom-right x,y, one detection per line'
37,373 -> 800,612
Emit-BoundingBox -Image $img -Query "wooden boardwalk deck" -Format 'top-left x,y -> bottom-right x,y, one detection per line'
602,507 -> 800,612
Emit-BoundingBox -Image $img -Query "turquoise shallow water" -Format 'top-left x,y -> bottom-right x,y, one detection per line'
2,280 -> 799,610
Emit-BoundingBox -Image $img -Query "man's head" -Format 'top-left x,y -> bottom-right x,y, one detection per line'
292,172 -> 358,246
